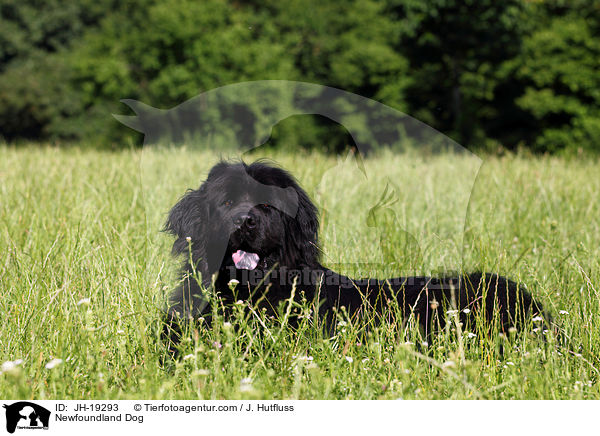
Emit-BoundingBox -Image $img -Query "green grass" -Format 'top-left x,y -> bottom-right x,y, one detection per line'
1,144 -> 599,399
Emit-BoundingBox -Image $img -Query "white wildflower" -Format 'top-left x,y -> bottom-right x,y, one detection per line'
240,377 -> 254,392
45,358 -> 63,369
1,359 -> 23,373
462,308 -> 471,314
182,354 -> 195,360
559,310 -> 569,315
532,316 -> 544,322
296,355 -> 314,362
77,298 -> 91,306
345,356 -> 353,363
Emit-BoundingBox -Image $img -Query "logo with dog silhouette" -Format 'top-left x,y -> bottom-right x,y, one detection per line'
2,402 -> 50,433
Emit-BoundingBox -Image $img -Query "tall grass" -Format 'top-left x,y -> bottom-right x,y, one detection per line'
0,144 -> 599,399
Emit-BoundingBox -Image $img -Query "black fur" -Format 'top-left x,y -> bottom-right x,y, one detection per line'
163,160 -> 545,351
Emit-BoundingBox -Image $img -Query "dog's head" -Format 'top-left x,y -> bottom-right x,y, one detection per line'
164,161 -> 320,276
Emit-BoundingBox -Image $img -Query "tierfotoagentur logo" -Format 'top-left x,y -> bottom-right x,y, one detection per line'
2,402 -> 50,433
115,80 -> 482,314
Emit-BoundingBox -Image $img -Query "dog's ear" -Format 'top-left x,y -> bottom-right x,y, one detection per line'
163,187 -> 207,256
283,184 -> 320,268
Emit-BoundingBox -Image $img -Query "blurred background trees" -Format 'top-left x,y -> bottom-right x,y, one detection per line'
0,0 -> 598,153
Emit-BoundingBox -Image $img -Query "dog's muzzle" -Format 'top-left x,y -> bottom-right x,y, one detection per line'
232,211 -> 257,230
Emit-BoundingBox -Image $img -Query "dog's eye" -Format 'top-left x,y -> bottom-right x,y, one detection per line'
259,204 -> 271,209
221,199 -> 232,207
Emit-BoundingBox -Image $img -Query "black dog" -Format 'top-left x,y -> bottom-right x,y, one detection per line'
163,160 -> 545,350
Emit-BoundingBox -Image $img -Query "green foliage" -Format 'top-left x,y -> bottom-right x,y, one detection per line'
1,145 -> 600,399
68,0 -> 408,151
0,0 -> 119,142
509,9 -> 600,153
0,54 -> 81,139
0,0 -> 599,153
388,0 -> 529,148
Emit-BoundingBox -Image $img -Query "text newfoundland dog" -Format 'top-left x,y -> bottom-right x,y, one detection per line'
163,160 -> 545,350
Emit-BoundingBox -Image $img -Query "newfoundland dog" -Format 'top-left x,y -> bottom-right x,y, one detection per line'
163,160 -> 545,350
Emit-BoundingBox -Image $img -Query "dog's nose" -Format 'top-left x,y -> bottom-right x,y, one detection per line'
233,212 -> 256,229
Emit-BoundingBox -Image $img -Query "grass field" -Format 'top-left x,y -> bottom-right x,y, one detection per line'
1,144 -> 599,399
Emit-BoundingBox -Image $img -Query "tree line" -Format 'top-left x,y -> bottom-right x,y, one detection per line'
1,0 -> 598,153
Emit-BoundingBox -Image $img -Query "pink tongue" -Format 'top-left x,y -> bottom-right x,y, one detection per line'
232,250 -> 260,270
